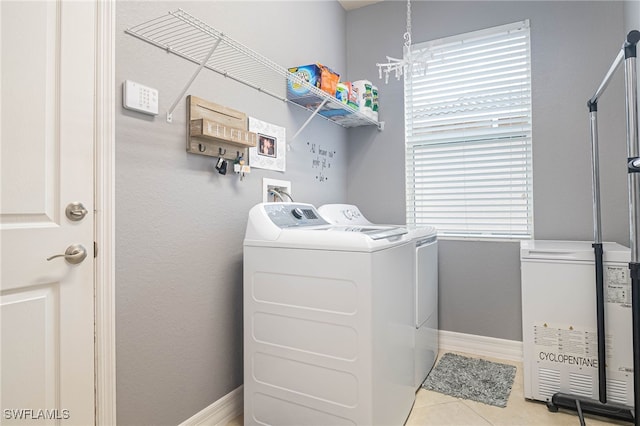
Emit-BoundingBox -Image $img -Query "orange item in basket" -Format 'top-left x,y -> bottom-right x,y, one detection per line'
317,63 -> 340,96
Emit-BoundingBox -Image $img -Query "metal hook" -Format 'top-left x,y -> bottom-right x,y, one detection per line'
198,143 -> 206,153
218,147 -> 227,156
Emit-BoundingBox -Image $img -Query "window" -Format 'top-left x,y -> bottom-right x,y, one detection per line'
405,21 -> 533,239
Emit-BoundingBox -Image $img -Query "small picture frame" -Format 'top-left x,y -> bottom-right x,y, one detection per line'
249,117 -> 286,171
258,134 -> 277,158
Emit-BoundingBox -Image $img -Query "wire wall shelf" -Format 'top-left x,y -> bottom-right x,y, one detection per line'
125,9 -> 383,134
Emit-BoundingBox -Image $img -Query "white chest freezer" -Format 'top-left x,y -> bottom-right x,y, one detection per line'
520,240 -> 633,407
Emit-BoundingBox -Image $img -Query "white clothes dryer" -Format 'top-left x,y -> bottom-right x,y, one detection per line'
318,204 -> 439,389
243,202 -> 416,426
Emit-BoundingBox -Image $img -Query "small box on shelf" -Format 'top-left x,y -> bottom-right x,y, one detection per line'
287,63 -> 340,108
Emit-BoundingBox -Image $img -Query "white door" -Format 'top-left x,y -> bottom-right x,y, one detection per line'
1,1 -> 96,424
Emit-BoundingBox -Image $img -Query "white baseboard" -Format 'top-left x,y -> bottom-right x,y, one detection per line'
439,330 -> 523,362
179,385 -> 243,426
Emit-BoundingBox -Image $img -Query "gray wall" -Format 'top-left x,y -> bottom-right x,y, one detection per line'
115,2 -> 350,424
625,1 -> 640,170
345,1 -> 628,341
115,1 -> 631,422
625,1 -> 640,32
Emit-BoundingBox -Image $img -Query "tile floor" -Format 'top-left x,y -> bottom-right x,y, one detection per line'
229,350 -> 631,425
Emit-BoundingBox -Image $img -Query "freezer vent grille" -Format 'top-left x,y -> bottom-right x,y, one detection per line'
569,373 -> 593,398
538,368 -> 560,400
607,379 -> 629,405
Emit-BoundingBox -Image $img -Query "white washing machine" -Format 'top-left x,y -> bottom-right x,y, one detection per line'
243,202 -> 416,426
318,204 -> 439,389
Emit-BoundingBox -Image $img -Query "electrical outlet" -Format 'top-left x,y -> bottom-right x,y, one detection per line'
262,178 -> 292,202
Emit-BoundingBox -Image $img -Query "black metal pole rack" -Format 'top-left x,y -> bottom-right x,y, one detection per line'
546,30 -> 640,425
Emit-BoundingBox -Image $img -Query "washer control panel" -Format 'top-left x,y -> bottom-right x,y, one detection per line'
264,203 -> 328,228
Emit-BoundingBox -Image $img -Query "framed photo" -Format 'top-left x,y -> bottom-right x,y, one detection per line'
258,134 -> 276,158
249,117 -> 286,171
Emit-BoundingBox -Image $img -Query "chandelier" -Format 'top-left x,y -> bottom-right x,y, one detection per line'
376,0 -> 429,83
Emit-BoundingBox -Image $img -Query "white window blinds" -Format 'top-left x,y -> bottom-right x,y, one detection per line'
405,20 -> 533,239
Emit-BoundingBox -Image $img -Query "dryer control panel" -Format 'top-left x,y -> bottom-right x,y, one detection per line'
318,204 -> 371,225
264,203 -> 329,228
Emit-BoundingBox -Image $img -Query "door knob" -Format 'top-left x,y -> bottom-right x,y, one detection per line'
66,202 -> 88,221
46,244 -> 87,264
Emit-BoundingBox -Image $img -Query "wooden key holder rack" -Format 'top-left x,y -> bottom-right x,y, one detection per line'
187,95 -> 256,161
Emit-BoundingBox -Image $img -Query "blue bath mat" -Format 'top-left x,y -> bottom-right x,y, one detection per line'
422,352 -> 516,407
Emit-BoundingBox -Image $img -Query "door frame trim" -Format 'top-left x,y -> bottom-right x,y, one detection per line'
95,0 -> 117,423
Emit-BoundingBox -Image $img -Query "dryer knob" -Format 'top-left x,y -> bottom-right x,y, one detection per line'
292,208 -> 304,219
